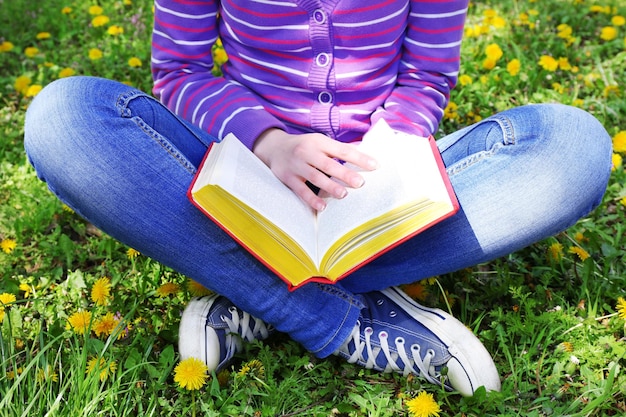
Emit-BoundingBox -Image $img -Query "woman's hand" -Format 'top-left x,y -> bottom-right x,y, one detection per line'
253,129 -> 378,211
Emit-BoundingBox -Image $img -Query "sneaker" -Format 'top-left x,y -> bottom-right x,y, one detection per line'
178,295 -> 273,371
334,286 -> 501,396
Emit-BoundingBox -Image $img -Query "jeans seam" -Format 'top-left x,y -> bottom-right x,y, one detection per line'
446,115 -> 516,176
309,284 -> 364,355
115,90 -> 197,174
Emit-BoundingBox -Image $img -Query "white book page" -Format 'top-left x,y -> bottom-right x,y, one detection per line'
316,120 -> 449,257
209,135 -> 318,259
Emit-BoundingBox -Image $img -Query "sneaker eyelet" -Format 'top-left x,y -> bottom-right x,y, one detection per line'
376,299 -> 384,306
379,330 -> 388,340
389,310 -> 397,318
365,327 -> 373,335
395,337 -> 405,345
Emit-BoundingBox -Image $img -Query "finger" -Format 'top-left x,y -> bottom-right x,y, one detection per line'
307,152 -> 365,190
324,141 -> 378,171
305,167 -> 348,199
286,176 -> 327,211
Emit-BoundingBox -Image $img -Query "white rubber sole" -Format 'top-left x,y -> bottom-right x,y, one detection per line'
382,287 -> 501,396
178,295 -> 222,371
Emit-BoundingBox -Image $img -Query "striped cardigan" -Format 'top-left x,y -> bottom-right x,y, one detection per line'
151,0 -> 468,149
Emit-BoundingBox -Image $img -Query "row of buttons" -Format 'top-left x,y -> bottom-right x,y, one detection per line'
313,9 -> 331,105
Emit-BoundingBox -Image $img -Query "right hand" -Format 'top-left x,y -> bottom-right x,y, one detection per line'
253,129 -> 378,211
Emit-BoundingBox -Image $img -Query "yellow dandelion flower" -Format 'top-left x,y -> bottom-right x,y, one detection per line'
88,5 -> 104,15
600,26 -> 618,41
612,153 -> 623,171
613,16 -> 626,26
93,312 -> 121,337
237,359 -> 265,380
464,26 -> 478,38
0,41 -> 14,52
443,101 -> 458,120
107,25 -> 124,36
62,204 -> 75,214
574,231 -> 586,243
612,131 -> 626,154
558,57 -> 571,71
406,391 -> 441,417
507,59 -> 521,76
36,32 -> 51,40
483,9 -> 497,18
490,16 -> 506,29
547,242 -> 563,263
36,365 -> 59,383
156,282 -> 180,297
67,310 -> 92,334
485,43 -> 503,61
1,238 -> 17,254
61,7 -> 72,14
26,85 -> 43,97
552,82 -> 564,94
128,57 -> 142,67
603,85 -> 620,98
401,282 -> 429,302
88,47 -> 103,60
568,246 -> 590,261
187,280 -> 213,297
557,341 -> 574,352
539,55 -> 558,71
126,247 -> 140,259
616,297 -> 626,320
0,293 -> 17,307
92,15 -> 110,27
59,67 -> 76,78
620,196 -> 626,207
212,47 -> 228,66
24,47 -> 39,58
86,357 -> 117,382
557,23 -> 573,39
458,74 -> 472,86
91,277 -> 111,306
572,98 -> 584,108
19,283 -> 31,298
174,357 -> 208,390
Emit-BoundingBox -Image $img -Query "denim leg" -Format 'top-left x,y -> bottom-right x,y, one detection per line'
23,76 -> 362,358
341,104 -> 612,293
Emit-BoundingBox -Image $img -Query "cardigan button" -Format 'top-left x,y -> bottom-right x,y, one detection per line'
313,9 -> 326,24
318,91 -> 332,104
315,52 -> 330,67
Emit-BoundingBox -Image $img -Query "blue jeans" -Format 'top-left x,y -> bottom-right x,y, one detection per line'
24,77 -> 612,357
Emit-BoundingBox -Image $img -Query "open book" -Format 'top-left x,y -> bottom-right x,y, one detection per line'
188,120 -> 459,290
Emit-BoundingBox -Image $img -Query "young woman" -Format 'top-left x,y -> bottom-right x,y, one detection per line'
24,0 -> 612,396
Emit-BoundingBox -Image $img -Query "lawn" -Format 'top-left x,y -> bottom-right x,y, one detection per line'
1,0 -> 626,416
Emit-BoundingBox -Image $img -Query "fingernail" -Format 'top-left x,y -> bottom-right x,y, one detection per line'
368,158 -> 379,169
352,176 -> 364,188
315,201 -> 326,211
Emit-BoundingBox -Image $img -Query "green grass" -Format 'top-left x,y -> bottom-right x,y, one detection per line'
1,0 -> 626,415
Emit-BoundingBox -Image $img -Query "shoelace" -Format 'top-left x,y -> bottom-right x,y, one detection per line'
338,321 -> 444,386
220,306 -> 272,352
